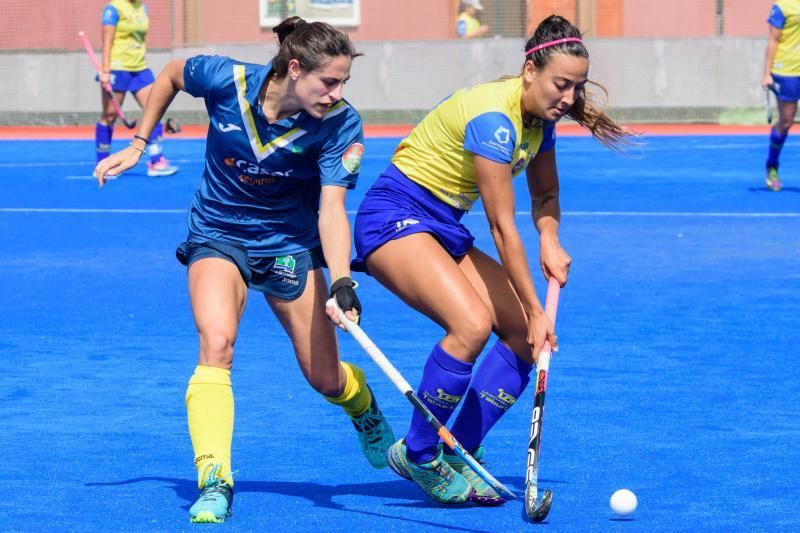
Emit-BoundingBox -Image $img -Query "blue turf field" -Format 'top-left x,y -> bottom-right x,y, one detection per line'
1,134 -> 798,531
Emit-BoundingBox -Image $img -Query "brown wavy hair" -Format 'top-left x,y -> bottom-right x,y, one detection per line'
525,15 -> 634,150
271,16 -> 362,77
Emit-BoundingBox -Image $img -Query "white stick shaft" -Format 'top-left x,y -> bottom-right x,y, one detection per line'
332,303 -> 413,394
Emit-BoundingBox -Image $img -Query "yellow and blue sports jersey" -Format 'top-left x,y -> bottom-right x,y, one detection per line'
456,12 -> 481,38
391,76 -> 555,211
183,55 -> 364,257
102,0 -> 149,71
769,1 -> 800,76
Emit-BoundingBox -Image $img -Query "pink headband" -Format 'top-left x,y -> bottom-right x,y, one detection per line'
525,37 -> 582,56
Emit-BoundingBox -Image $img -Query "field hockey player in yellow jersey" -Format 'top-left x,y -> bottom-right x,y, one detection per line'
352,15 -> 631,505
95,0 -> 178,177
762,1 -> 800,191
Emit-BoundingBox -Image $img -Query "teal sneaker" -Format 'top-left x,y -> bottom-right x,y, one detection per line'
189,464 -> 233,523
766,167 -> 782,191
387,439 -> 472,504
350,387 -> 395,469
443,447 -> 505,506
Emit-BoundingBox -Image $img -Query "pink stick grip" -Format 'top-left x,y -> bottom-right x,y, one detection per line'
78,32 -> 113,93
541,277 -> 561,353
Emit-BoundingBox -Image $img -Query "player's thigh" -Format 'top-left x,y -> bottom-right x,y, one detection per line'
457,247 -> 530,356
187,257 -> 248,348
101,89 -> 125,118
778,99 -> 798,130
132,84 -> 151,109
366,232 -> 490,339
265,268 -> 341,394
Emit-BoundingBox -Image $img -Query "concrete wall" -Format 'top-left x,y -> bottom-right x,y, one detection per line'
0,37 -> 767,124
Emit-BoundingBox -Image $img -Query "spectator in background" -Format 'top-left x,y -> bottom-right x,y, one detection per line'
456,0 -> 489,39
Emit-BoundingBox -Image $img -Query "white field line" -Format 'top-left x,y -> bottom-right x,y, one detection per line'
1,208 -> 799,218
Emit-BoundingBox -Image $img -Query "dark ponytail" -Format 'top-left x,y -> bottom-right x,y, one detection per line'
525,15 -> 633,150
271,16 -> 362,77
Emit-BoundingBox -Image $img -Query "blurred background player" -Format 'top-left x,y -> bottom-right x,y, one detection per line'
95,0 -> 178,177
352,15 -> 630,505
95,17 -> 394,523
456,0 -> 489,39
762,0 -> 800,192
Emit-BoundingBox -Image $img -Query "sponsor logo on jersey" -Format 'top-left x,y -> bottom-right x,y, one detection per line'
218,121 -> 242,133
494,126 -> 511,144
342,143 -> 364,174
223,156 -> 293,185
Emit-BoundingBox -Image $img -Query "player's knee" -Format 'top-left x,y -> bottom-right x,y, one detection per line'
308,372 -> 341,397
451,311 -> 493,355
198,331 -> 236,368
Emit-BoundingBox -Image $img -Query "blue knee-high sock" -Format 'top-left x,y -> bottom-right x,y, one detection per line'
449,340 -> 533,453
767,128 -> 787,169
95,122 -> 113,163
405,343 -> 473,464
148,122 -> 164,164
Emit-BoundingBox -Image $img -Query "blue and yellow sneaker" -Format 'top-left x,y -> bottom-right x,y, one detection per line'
766,167 -> 782,191
387,439 -> 473,504
443,447 -> 505,506
350,388 -> 395,469
189,464 -> 233,523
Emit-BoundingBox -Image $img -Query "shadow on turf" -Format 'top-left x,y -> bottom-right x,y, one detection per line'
747,185 -> 800,193
86,476 -> 511,532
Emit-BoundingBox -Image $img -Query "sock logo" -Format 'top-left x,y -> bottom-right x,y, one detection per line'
479,387 -> 517,410
194,453 -> 216,465
421,389 -> 463,410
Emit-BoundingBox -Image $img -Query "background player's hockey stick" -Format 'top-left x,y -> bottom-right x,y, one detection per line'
78,31 -> 137,129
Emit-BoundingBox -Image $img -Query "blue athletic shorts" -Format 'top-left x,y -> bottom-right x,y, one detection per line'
352,164 -> 475,273
176,239 -> 324,300
96,68 -> 156,93
771,73 -> 800,102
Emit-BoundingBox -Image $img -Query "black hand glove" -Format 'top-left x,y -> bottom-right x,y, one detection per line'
330,276 -> 361,323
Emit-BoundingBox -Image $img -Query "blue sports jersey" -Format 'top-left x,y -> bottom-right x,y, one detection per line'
183,55 -> 364,256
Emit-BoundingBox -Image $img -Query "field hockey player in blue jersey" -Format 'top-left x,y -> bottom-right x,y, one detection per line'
95,16 -> 394,524
352,15 -> 631,505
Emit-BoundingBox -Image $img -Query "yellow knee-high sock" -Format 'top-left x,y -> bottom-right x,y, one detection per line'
325,361 -> 372,417
185,365 -> 234,488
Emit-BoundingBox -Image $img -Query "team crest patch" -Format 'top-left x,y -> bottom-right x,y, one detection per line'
342,143 -> 364,174
273,255 -> 296,276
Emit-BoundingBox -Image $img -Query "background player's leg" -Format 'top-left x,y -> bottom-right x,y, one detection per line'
133,84 -> 179,176
95,89 -> 123,164
766,98 -> 797,191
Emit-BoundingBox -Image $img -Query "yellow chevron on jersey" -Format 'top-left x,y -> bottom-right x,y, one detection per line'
392,77 -> 550,211
104,0 -> 149,71
770,1 -> 800,75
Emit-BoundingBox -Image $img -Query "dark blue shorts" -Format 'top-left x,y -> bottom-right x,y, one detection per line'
176,239 -> 324,300
352,164 -> 475,273
96,68 -> 156,93
771,73 -> 800,102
